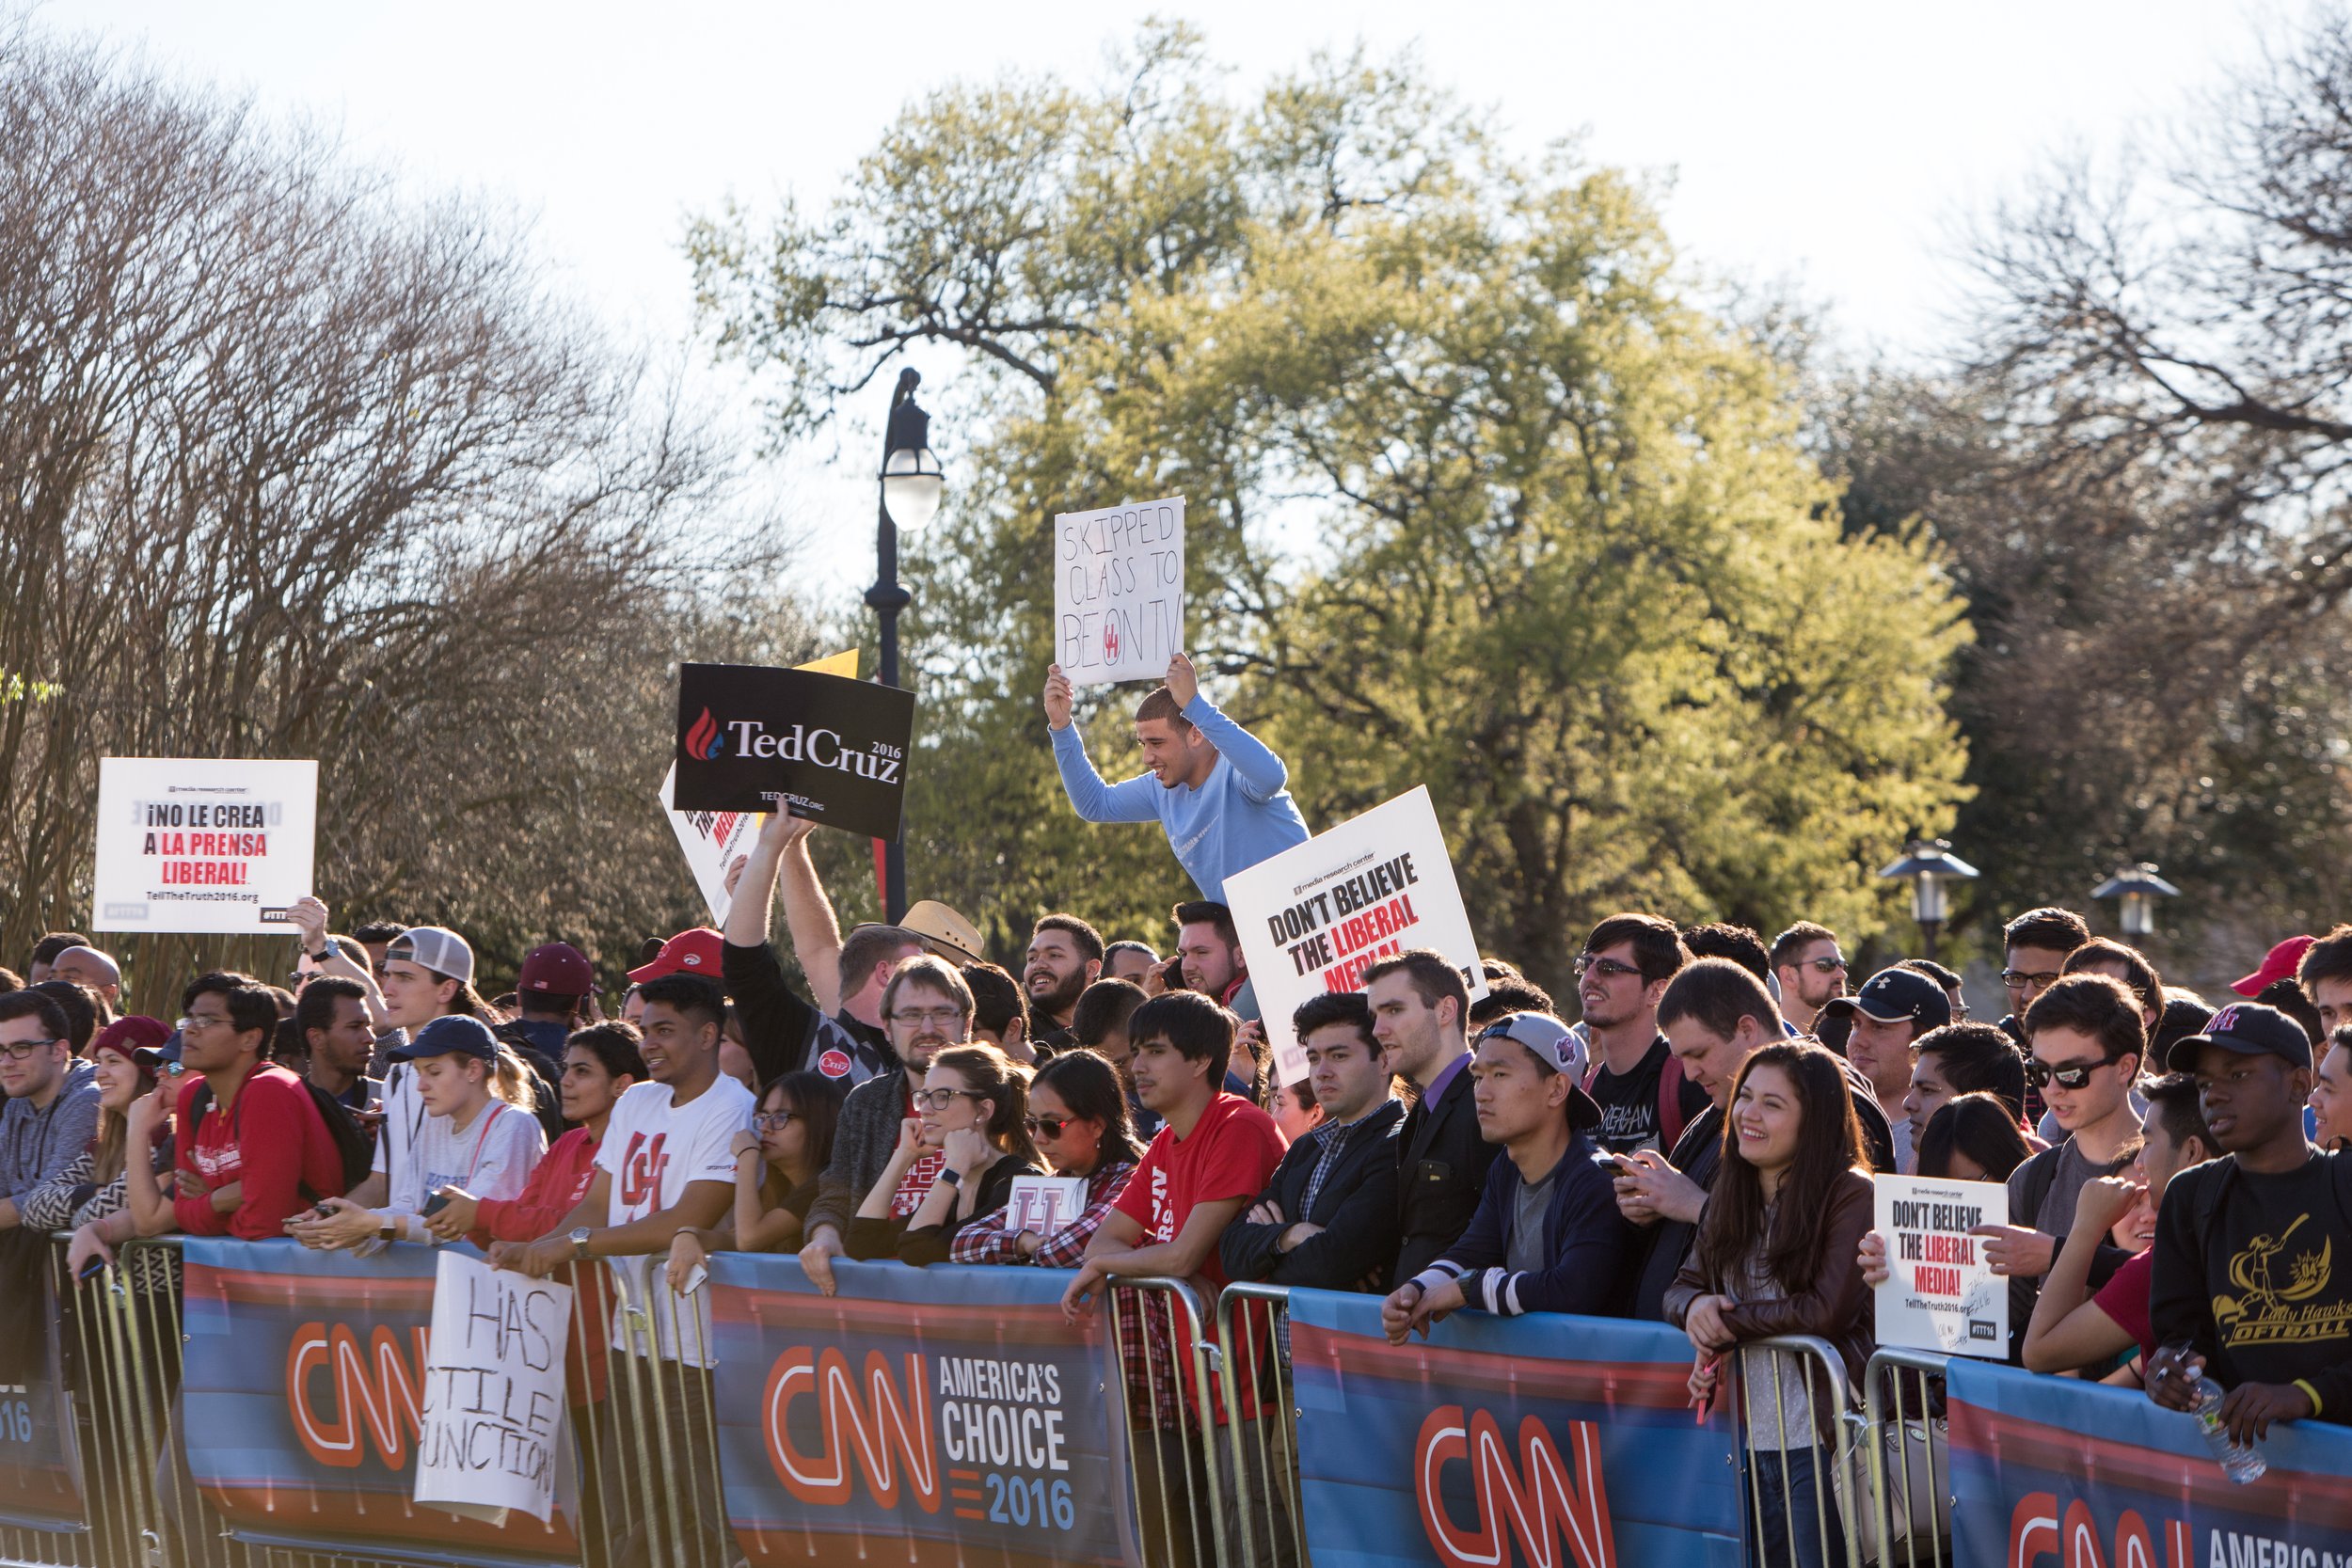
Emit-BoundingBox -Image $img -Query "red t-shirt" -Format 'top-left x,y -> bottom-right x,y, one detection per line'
174,1064 -> 349,1239
1114,1092 -> 1288,1290
2091,1247 -> 2156,1359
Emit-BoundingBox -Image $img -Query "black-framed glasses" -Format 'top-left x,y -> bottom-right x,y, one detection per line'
1023,1114 -> 1074,1139
2026,1055 -> 2120,1091
0,1037 -> 62,1062
753,1110 -> 799,1132
912,1086 -> 986,1113
2001,969 -> 2063,993
1574,956 -> 1642,982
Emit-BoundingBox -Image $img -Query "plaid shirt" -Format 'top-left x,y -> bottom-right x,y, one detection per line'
949,1160 -> 1136,1266
1300,1105 -> 1380,1216
1112,1288 -> 1274,1432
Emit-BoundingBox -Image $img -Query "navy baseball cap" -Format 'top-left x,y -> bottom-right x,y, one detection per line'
389,1015 -> 500,1064
2164,1001 -> 2312,1073
1822,967 -> 1952,1034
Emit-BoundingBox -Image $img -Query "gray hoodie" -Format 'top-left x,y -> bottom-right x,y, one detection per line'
0,1057 -> 101,1207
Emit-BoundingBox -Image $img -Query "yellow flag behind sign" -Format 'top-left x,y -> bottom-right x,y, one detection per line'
795,649 -> 859,678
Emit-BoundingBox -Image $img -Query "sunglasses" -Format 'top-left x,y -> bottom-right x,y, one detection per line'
2026,1055 -> 2120,1091
1574,956 -> 1642,982
1023,1114 -> 1076,1139
1802,956 -> 1848,974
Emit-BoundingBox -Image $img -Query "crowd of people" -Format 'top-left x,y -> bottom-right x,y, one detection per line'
0,661 -> 2344,1568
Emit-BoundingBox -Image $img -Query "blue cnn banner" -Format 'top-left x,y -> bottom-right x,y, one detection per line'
181,1240 -> 581,1565
1287,1289 -> 1745,1568
1947,1357 -> 2352,1568
706,1255 -> 1136,1568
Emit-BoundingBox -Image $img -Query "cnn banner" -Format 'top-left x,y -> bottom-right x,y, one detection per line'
1286,1289 -> 1746,1568
706,1255 -> 1137,1568
1947,1358 -> 2352,1568
180,1241 -> 581,1563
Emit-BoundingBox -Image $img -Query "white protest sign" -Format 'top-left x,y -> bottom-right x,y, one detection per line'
414,1251 -> 574,1525
1005,1175 -> 1089,1239
1872,1174 -> 2009,1358
660,764 -> 762,927
1054,495 -> 1184,686
1221,786 -> 1487,1086
90,758 -> 317,934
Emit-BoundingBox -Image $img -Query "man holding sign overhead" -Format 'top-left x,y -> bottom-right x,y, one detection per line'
1043,652 -> 1308,898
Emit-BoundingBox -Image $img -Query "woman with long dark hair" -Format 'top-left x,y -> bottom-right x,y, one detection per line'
1666,1042 -> 1873,1568
850,1043 -> 1043,1265
666,1068 -> 847,1290
952,1049 -> 1145,1263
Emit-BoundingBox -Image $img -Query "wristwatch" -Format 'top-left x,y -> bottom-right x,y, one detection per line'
937,1167 -> 962,1189
311,946 -> 336,964
569,1227 -> 593,1260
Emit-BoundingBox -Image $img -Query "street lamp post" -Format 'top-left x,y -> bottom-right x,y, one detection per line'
866,367 -> 943,924
1878,838 -> 1979,961
2090,863 -> 2179,940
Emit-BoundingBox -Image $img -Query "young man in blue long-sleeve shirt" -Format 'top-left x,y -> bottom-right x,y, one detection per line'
1043,651 -> 1309,898
1380,1010 -> 1634,1339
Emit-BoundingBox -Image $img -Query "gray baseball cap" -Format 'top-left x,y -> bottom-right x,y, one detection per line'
385,926 -> 475,986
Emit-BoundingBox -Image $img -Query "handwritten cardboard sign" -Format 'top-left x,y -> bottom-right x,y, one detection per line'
414,1252 -> 574,1524
1054,495 -> 1184,686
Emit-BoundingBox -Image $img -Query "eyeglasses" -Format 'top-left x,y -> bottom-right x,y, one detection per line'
2026,1055 -> 2120,1091
1804,956 -> 1849,974
0,1037 -> 62,1061
2000,969 -> 2063,993
1023,1114 -> 1074,1139
891,1007 -> 964,1028
753,1110 -> 800,1132
1574,956 -> 1642,982
175,1014 -> 231,1034
912,1087 -> 986,1113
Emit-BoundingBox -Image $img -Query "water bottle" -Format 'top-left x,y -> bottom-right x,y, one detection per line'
2190,1376 -> 2267,1484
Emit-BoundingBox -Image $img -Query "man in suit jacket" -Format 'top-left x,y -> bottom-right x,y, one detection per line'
1369,950 -> 1499,1286
1221,992 -> 1404,1288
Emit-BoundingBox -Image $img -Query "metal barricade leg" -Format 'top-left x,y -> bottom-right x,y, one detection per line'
1863,1349 -> 1953,1568
1109,1281 -> 1229,1568
1739,1339 -> 1859,1568
604,1259 -> 731,1568
1215,1286 -> 1302,1568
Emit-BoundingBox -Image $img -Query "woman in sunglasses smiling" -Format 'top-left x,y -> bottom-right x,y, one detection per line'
850,1043 -> 1042,1265
952,1049 -> 1146,1265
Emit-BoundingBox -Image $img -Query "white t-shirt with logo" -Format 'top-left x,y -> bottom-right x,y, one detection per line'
411,1100 -> 544,1211
593,1075 -> 754,1364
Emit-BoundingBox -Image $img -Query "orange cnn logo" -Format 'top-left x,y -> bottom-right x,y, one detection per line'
285,1322 -> 427,1470
761,1347 -> 941,1513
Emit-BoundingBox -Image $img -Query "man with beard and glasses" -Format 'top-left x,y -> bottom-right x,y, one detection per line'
1025,914 -> 1104,1056
795,957 -> 973,1296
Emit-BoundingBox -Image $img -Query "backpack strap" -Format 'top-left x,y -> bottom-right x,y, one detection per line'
1657,1052 -> 1689,1153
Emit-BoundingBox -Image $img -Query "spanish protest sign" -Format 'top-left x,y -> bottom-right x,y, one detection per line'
90,758 -> 317,935
1222,785 -> 1487,1085
1873,1173 -> 2010,1357
414,1251 -> 574,1526
672,662 -> 914,840
1054,494 -> 1184,687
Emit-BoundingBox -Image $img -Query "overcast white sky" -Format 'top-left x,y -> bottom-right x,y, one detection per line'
48,0 -> 2304,594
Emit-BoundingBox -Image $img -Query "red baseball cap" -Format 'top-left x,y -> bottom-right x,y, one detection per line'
518,942 -> 596,996
2233,934 -> 2315,999
628,927 -> 723,985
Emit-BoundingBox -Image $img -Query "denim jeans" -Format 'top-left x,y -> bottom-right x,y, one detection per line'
1752,1443 -> 1846,1568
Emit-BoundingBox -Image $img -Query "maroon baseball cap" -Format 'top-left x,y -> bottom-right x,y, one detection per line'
2233,934 -> 2315,999
518,942 -> 596,996
628,927 -> 723,985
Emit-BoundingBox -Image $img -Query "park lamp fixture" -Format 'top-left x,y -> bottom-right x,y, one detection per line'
1878,838 -> 1979,960
2090,863 -> 2179,939
879,370 -> 944,533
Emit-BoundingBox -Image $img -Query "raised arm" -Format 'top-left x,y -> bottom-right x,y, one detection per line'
1046,663 -> 1162,823
1168,653 -> 1289,801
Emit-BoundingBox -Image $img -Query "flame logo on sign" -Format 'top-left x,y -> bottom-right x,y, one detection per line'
685,707 -> 725,761
1104,621 -> 1120,662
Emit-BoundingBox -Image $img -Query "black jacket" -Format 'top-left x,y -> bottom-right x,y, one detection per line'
1391,1061 -> 1501,1288
1220,1101 -> 1405,1290
723,939 -> 897,1087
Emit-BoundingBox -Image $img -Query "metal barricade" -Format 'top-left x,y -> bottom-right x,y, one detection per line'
1735,1336 -> 1867,1568
1104,1278 -> 1225,1568
1860,1348 -> 1953,1568
602,1257 -> 731,1568
1213,1283 -> 1304,1568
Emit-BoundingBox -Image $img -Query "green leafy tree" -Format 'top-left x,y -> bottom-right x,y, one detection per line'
691,28 -> 1971,990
